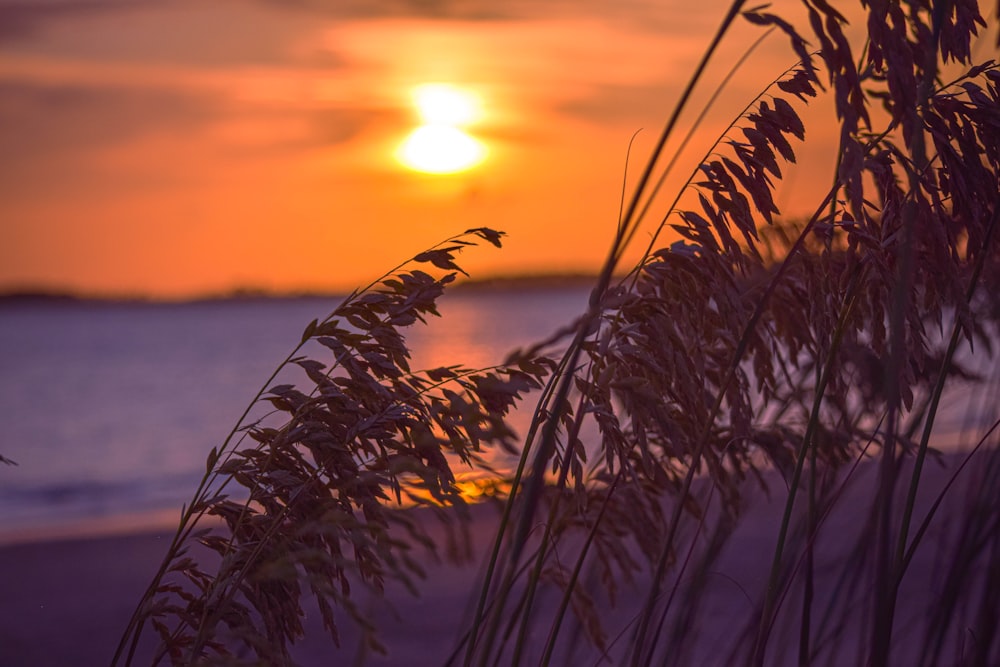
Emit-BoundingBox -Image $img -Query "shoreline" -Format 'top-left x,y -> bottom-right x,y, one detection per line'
1,451 -> 991,665
0,502 -> 505,667
0,508 -> 185,549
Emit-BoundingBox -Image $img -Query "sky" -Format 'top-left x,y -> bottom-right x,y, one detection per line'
0,0 -> 904,298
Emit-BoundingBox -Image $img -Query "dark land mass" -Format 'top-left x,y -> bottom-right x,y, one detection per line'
0,274 -> 599,307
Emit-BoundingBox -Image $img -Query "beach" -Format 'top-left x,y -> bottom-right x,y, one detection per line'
1,451 -> 989,666
0,505 -> 501,667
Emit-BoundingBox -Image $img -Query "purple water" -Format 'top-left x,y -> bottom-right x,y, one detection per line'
0,288 -> 589,543
1,287 -> 991,544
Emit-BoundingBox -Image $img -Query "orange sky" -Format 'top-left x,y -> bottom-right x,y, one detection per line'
0,0 -> 954,298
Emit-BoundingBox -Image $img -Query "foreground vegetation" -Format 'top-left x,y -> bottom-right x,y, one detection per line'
116,1 -> 1000,664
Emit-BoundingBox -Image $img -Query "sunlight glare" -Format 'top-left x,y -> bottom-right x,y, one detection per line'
398,82 -> 488,174
397,125 -> 487,174
413,83 -> 480,125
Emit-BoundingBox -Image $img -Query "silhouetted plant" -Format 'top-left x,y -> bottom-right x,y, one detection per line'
119,1 -> 1000,665
113,228 -> 555,665
459,1 -> 1000,665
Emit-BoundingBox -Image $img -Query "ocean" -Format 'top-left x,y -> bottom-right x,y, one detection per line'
0,285 -> 989,545
0,287 -> 590,544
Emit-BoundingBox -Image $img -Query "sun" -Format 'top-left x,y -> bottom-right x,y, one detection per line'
413,83 -> 480,125
397,83 -> 488,175
398,125 -> 486,174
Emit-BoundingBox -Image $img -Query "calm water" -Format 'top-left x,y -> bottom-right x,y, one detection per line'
0,288 -> 589,543
1,287 -> 991,544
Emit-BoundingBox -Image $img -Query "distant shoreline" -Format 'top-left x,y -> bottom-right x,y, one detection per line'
0,273 -> 600,306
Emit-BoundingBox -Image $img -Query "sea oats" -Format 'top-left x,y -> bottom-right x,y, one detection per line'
118,2 -> 1000,665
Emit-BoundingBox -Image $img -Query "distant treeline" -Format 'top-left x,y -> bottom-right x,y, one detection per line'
0,274 -> 599,306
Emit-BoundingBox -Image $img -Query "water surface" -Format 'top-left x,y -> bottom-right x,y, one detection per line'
0,288 -> 589,542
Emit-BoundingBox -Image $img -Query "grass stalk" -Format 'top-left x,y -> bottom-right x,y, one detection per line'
751,270 -> 861,666
539,471 -> 623,665
895,204 -> 1000,573
117,4 -> 1000,665
508,392 -> 589,664
461,346 -> 574,665
870,17 -> 945,657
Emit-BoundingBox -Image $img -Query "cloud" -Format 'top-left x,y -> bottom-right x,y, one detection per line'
0,80 -> 234,198
0,1 -> 141,43
555,83 -> 676,125
0,75 -> 407,200
0,81 -> 219,157
247,0 -> 722,29
316,16 -> 704,133
0,0 -> 345,69
249,0 -> 526,22
303,107 -> 404,147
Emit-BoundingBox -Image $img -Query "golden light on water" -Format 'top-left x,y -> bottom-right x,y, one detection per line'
402,474 -> 512,506
397,83 -> 487,174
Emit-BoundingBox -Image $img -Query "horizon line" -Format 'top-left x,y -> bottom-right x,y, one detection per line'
0,271 -> 605,305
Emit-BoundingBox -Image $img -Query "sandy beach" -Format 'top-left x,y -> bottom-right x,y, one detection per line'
0,504 -> 503,667
0,452 -> 990,666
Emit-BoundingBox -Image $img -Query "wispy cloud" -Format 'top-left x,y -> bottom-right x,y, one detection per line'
0,0 -> 812,296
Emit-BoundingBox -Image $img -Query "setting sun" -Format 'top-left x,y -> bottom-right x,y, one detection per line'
397,83 -> 488,174
413,83 -> 481,125
397,125 -> 487,174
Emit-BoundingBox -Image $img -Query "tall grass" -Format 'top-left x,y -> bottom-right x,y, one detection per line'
117,1 -> 1000,664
